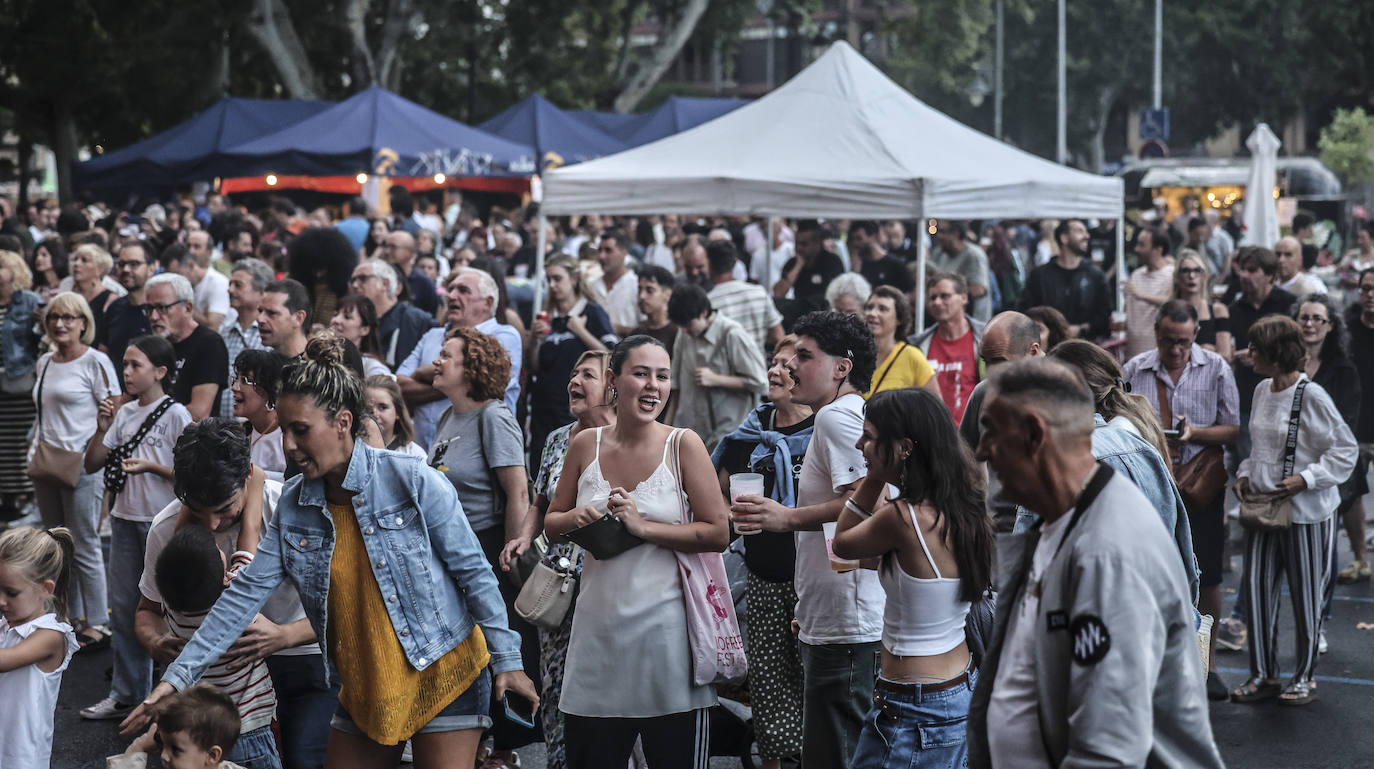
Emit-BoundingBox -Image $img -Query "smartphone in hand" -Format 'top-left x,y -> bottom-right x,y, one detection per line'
502,692 -> 536,728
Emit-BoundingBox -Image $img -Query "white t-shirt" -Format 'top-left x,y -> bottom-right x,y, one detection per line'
32,349 -> 121,453
986,510 -> 1073,769
750,240 -> 794,293
103,397 -> 193,521
140,481 -> 318,657
194,268 -> 231,319
250,426 -> 287,478
591,270 -> 641,330
793,393 -> 885,645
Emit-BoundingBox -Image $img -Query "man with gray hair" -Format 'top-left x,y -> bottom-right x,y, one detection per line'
397,267 -> 521,447
350,257 -> 434,369
218,258 -> 272,418
967,357 -> 1224,769
145,272 -> 229,421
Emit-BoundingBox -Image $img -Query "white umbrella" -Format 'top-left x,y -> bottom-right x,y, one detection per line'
1240,123 -> 1282,247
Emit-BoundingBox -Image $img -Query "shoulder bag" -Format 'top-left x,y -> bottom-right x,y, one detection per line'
1239,379 -> 1309,531
28,358 -> 108,489
668,428 -> 747,686
514,543 -> 582,630
103,396 -> 176,501
1156,377 -> 1228,510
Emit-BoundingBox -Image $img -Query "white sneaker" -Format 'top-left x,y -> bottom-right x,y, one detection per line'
400,740 -> 413,763
80,696 -> 135,720
1319,630 -> 1329,655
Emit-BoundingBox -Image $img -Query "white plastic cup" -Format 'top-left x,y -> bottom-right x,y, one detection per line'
729,473 -> 765,535
822,520 -> 859,572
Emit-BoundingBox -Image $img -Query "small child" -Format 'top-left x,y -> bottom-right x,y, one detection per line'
151,524 -> 281,769
110,685 -> 248,769
0,526 -> 79,768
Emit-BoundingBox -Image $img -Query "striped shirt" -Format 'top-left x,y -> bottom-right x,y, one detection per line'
165,605 -> 277,733
708,280 -> 782,355
219,319 -> 263,419
1122,345 -> 1240,463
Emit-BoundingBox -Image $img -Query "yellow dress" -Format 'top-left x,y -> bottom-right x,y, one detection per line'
864,341 -> 936,398
327,503 -> 489,745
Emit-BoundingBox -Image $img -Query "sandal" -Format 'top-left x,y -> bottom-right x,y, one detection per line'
76,624 -> 112,654
1337,560 -> 1371,584
1230,677 -> 1281,703
1278,679 -> 1317,706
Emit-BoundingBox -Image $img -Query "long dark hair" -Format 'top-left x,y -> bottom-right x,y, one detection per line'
335,294 -> 383,358
865,388 -> 992,602
1290,293 -> 1349,366
33,237 -> 68,282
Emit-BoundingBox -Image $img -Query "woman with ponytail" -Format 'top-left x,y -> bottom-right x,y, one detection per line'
126,333 -> 537,768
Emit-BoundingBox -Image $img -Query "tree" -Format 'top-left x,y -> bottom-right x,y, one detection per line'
1319,108 -> 1374,186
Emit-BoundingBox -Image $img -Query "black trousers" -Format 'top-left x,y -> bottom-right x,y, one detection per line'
564,709 -> 711,769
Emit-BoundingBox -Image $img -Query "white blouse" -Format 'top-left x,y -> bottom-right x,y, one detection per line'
1238,375 -> 1358,524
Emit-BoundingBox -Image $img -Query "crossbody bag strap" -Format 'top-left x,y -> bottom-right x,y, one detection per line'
120,397 -> 175,454
669,428 -> 690,525
35,359 -> 51,432
1282,379 -> 1309,478
871,341 -> 907,394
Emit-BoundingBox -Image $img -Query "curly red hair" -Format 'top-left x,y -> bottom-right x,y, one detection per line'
445,326 -> 511,402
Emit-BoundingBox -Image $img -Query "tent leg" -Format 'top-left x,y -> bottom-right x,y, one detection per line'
915,222 -> 928,327
533,213 -> 548,318
766,216 -> 776,293
1115,216 -> 1126,312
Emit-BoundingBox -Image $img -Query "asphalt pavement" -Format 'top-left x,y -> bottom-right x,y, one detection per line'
46,489 -> 1374,768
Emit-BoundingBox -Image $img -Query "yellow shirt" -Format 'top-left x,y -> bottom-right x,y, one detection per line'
865,341 -> 936,398
327,503 -> 489,745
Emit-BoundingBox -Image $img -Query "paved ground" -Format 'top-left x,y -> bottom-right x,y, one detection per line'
47,485 -> 1374,768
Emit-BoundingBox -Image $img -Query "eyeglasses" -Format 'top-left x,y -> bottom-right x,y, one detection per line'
1158,336 -> 1193,349
1297,315 -> 1329,326
350,274 -> 377,285
1177,267 -> 1205,276
117,260 -> 146,270
233,373 -> 261,389
143,301 -> 186,316
46,313 -> 82,325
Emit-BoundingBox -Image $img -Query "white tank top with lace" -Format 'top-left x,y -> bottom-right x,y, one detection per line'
559,427 -> 717,718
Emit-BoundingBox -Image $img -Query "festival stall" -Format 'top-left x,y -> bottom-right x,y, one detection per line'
478,93 -> 628,171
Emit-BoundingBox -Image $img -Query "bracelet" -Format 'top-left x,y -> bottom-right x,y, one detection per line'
844,498 -> 873,519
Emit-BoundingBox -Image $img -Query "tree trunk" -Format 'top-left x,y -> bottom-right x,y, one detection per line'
376,0 -> 415,89
345,0 -> 378,87
1084,83 -> 1119,172
613,1 -> 644,85
244,0 -> 322,99
52,98 -> 78,206
16,134 -> 33,213
613,0 -> 710,113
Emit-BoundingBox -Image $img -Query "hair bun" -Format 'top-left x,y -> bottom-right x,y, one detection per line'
304,330 -> 348,368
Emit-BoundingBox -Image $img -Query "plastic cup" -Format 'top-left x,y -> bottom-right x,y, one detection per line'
729,473 -> 765,535
823,521 -> 859,572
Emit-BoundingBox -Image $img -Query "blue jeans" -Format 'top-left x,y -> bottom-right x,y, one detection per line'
267,653 -> 339,769
851,668 -> 977,769
34,473 -> 107,627
799,641 -> 881,769
228,723 -> 283,769
331,668 -> 492,742
108,517 -> 153,704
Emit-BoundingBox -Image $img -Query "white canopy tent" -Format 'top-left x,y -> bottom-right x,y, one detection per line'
537,40 -> 1126,321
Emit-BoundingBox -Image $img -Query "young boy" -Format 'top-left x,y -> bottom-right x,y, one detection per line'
146,525 -> 281,769
109,685 -> 248,768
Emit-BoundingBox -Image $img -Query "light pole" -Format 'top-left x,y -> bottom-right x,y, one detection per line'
1056,0 -> 1067,164
1152,0 -> 1163,109
995,0 -> 1004,139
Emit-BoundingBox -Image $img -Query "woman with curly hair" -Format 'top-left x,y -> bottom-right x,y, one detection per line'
430,326 -> 537,764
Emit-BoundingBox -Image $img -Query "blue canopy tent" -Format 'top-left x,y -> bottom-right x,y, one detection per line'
569,110 -> 646,142
570,96 -> 750,148
73,96 -> 332,195
221,85 -> 536,182
478,94 -> 627,171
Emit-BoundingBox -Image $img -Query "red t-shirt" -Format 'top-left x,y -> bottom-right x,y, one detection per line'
926,330 -> 979,425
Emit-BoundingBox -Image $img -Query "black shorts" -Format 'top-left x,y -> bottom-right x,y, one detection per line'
1188,489 -> 1226,588
1338,454 -> 1371,515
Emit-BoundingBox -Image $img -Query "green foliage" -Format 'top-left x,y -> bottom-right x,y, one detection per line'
1319,107 -> 1374,185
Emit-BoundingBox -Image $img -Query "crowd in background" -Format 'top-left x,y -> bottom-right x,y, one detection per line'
0,184 -> 1370,769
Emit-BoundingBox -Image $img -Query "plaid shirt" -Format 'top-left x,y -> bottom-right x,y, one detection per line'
1123,345 -> 1240,463
708,280 -> 782,355
219,319 -> 264,419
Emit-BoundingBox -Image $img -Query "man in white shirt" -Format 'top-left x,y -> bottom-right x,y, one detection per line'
397,268 -> 521,448
1123,225 -> 1176,358
731,310 -> 881,769
966,359 -> 1224,769
1275,236 -> 1327,296
589,227 -> 640,336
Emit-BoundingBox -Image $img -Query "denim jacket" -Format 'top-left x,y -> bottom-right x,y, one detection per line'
1,290 -> 41,378
164,440 -> 522,692
1015,414 -> 1200,608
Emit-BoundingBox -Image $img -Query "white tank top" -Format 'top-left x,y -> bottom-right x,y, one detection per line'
877,500 -> 971,657
0,613 -> 78,769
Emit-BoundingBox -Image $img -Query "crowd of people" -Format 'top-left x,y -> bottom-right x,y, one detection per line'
0,187 -> 1370,769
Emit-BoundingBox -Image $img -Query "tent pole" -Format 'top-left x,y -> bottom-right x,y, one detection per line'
1115,216 -> 1126,313
533,213 -> 548,318
915,219 -> 928,326
766,216 -> 776,295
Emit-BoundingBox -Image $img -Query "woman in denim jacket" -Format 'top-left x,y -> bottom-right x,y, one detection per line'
124,334 -> 538,768
0,250 -> 41,517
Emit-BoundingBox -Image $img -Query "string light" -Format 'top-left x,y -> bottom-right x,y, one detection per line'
433,173 -> 446,184
356,172 -> 369,184
265,174 -> 278,186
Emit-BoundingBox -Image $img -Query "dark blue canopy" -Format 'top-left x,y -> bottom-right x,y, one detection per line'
620,96 -> 749,146
479,94 -> 627,170
223,86 -> 536,178
569,110 -> 647,142
74,96 -> 331,191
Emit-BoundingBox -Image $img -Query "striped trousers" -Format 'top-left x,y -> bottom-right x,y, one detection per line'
1242,518 -> 1335,682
